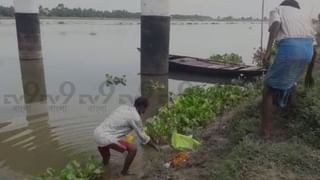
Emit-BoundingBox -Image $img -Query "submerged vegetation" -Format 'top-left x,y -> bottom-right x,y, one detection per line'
209,53 -> 244,65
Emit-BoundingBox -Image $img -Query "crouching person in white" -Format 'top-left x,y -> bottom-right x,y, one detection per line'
93,97 -> 158,176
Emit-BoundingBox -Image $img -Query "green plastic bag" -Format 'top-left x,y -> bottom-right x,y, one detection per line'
171,131 -> 201,150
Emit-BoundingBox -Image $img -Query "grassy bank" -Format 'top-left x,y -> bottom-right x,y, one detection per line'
141,74 -> 320,180
213,138 -> 320,180
212,81 -> 320,179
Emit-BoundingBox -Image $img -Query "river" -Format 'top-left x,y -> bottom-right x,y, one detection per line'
0,19 -> 268,179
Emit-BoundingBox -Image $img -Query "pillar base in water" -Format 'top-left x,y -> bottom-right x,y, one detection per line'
141,75 -> 169,118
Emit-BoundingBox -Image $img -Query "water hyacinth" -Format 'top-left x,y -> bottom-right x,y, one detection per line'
146,85 -> 253,144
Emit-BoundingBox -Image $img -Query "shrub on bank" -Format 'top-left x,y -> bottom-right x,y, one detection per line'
36,158 -> 103,180
146,85 -> 254,144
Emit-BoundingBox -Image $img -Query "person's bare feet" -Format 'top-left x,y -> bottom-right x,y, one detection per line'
260,127 -> 272,139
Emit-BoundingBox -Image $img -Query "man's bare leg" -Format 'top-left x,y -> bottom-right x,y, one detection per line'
261,89 -> 274,138
98,146 -> 110,166
121,147 -> 137,176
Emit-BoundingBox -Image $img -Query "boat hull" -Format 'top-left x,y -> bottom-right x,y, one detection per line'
169,55 -> 265,77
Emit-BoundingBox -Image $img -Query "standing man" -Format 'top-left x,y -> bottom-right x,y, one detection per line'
93,97 -> 158,176
262,0 -> 316,137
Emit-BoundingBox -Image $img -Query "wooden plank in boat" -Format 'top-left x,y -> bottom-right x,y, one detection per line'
221,66 -> 247,70
240,67 -> 262,71
171,57 -> 194,62
173,58 -> 212,67
208,64 -> 228,69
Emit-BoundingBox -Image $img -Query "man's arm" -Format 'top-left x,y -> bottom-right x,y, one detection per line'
146,140 -> 160,151
264,22 -> 281,65
129,118 -> 159,151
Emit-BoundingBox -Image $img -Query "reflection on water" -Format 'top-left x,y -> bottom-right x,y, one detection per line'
19,60 -> 47,107
0,113 -> 69,177
141,75 -> 169,119
0,60 -> 69,177
0,19 -> 269,178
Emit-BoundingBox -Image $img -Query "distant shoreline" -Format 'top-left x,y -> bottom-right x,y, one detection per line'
0,16 -> 268,22
0,5 -> 268,22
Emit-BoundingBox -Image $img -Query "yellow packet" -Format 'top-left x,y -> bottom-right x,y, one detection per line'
126,133 -> 135,143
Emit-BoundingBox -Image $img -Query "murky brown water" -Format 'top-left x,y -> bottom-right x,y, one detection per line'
0,19 -> 268,179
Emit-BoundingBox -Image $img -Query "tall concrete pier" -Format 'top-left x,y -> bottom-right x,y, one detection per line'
140,0 -> 170,75
14,0 -> 47,116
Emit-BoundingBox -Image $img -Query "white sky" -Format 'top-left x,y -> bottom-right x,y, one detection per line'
1,0 -> 319,18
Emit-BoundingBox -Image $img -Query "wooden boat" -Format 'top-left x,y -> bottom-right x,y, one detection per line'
137,49 -> 265,77
168,54 -> 265,77
169,72 -> 233,84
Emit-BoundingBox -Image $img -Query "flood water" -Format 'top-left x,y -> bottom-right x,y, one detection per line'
0,19 -> 268,179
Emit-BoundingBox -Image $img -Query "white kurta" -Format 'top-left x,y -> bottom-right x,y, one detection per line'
269,6 -> 316,43
93,105 -> 150,147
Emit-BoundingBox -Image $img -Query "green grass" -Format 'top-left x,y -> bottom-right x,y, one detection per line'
213,81 -> 320,180
229,98 -> 261,144
288,84 -> 320,149
213,138 -> 320,180
229,82 -> 320,148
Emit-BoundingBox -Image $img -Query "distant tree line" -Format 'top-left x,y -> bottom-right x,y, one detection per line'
39,4 -> 142,18
1,4 -> 319,22
215,16 -> 267,21
215,16 -> 261,21
171,14 -> 213,21
0,4 -> 212,20
0,5 -> 14,16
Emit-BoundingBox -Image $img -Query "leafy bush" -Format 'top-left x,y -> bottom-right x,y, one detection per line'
146,85 -> 253,144
252,43 -> 277,68
36,158 -> 103,180
209,53 -> 244,65
105,74 -> 127,87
